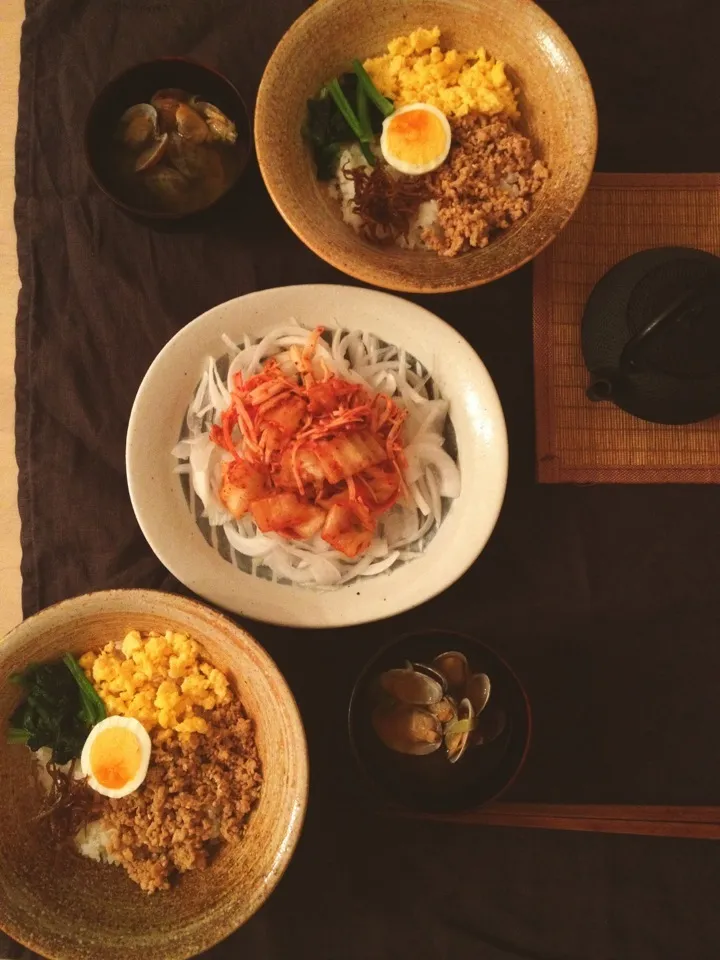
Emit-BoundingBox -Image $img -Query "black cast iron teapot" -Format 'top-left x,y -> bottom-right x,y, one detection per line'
581,247 -> 720,424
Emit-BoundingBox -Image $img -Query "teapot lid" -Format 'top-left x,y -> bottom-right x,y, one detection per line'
582,247 -> 720,424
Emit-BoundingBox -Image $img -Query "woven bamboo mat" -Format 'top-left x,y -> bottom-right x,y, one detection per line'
533,173 -> 720,483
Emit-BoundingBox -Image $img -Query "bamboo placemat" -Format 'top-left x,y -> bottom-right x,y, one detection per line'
533,173 -> 720,483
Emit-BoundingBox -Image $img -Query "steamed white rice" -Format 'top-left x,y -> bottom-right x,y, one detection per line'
33,747 -> 116,863
75,819 -> 116,863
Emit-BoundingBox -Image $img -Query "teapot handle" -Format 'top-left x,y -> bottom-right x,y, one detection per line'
622,281 -> 715,370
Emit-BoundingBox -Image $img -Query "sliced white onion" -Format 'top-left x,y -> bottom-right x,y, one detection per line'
360,551 -> 400,576
425,466 -> 442,528
248,325 -> 314,375
398,379 -> 430,408
413,399 -> 449,441
290,551 -> 342,585
226,351 -> 247,391
266,550 -> 316,583
172,440 -> 192,459
410,479 -> 431,516
405,443 -> 460,499
207,357 -> 230,411
338,552 -> 375,582
175,324 -> 461,588
394,509 -> 435,549
347,334 -> 367,370
382,506 -> 419,543
221,334 -> 241,358
398,549 -> 421,561
187,434 -> 230,525
189,370 -> 209,415
223,523 -> 277,558
363,331 -> 378,364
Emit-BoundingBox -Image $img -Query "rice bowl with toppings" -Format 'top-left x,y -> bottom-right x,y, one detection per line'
0,590 -> 308,959
306,27 -> 549,257
255,0 -> 597,294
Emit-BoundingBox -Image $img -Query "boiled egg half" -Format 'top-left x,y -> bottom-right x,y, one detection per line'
380,103 -> 452,176
81,715 -> 152,799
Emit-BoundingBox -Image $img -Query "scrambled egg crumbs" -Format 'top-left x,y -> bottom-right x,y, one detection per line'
362,26 -> 518,119
79,630 -> 231,737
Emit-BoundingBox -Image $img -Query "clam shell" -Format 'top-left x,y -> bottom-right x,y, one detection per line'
117,103 -> 157,149
467,673 -> 491,717
411,662 -> 449,694
191,99 -> 238,144
151,90 -> 191,133
371,703 -> 442,756
432,651 -> 469,690
379,667 -> 444,706
151,97 -> 182,133
176,102 -> 209,144
134,133 -> 169,173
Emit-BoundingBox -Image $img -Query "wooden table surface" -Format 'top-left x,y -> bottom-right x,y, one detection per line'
0,1 -> 23,636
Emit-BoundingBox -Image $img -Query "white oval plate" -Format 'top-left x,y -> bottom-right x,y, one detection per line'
126,285 -> 507,627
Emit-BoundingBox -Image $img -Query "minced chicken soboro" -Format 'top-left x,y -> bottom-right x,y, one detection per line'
424,114 -> 549,256
103,698 -> 261,892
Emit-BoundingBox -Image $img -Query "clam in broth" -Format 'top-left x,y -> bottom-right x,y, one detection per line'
372,703 -> 443,756
109,89 -> 242,214
373,653 -> 504,764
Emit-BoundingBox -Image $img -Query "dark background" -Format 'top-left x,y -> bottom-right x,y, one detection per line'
11,0 -> 720,957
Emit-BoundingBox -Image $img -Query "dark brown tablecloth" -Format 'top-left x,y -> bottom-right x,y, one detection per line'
10,1 -> 720,957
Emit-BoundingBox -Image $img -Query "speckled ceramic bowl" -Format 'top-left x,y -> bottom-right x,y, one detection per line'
126,285 -> 508,628
256,0 -> 597,293
0,590 -> 308,960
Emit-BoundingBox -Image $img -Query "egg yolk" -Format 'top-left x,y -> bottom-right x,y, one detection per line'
90,727 -> 142,790
385,109 -> 447,165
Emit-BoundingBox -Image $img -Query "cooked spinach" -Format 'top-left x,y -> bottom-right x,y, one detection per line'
304,72 -> 390,180
8,654 -> 106,765
62,653 -> 106,728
